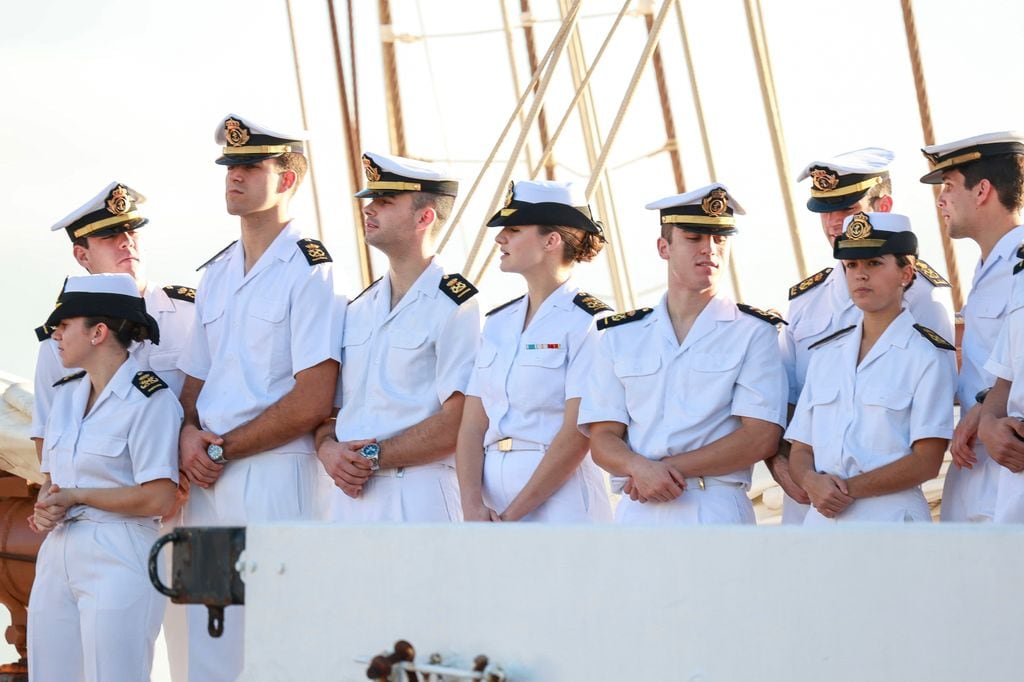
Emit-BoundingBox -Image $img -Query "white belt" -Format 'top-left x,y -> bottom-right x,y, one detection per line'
373,462 -> 453,478
684,476 -> 744,490
485,438 -> 547,453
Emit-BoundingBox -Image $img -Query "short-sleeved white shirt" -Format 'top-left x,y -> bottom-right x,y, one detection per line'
42,356 -> 182,525
31,282 -> 195,438
467,279 -> 606,446
578,293 -> 788,487
178,223 -> 345,456
786,309 -> 956,479
335,258 -> 480,459
782,260 -> 954,404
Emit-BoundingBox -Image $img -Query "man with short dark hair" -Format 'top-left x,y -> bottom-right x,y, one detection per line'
177,114 -> 344,680
924,131 -> 1024,522
314,151 -> 480,522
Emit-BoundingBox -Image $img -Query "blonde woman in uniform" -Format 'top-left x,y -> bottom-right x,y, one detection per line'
456,181 -> 612,522
787,213 -> 956,523
28,273 -> 181,682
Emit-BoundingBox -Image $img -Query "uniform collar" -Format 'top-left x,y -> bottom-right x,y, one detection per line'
238,222 -> 301,285
856,308 -> 914,370
530,278 -> 576,325
143,282 -> 175,313
379,257 -> 444,319
87,355 -> 140,416
655,292 -> 736,351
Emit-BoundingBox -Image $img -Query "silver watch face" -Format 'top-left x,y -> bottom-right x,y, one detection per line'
360,443 -> 380,458
207,444 -> 225,462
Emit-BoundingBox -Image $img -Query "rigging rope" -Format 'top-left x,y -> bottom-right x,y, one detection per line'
520,0 -> 557,180
378,0 -> 407,156
900,0 -> 964,312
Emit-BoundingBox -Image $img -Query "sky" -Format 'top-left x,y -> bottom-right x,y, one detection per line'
2,0 -> 1024,383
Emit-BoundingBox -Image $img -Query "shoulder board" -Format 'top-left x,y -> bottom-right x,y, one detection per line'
132,371 -> 169,397
52,370 -> 86,388
914,259 -> 950,287
486,295 -> 525,317
162,285 -> 197,303
196,240 -> 237,271
597,307 -> 654,331
297,238 -> 332,266
788,267 -> 833,300
913,323 -> 955,351
351,277 -> 382,303
573,292 -> 613,316
1014,259 -> 1024,275
737,303 -> 788,326
439,273 -> 479,305
1017,245 -> 1024,260
808,325 -> 856,350
35,324 -> 54,342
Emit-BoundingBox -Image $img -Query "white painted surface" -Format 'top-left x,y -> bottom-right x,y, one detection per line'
240,523 -> 1020,681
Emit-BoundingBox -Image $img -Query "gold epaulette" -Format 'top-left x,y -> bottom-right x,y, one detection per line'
132,371 -> 169,397
163,285 -> 197,303
52,370 -> 86,387
737,303 -> 787,327
439,273 -> 479,305
788,267 -> 832,300
915,259 -> 951,287
297,238 -> 332,266
573,292 -> 613,316
597,308 -> 654,331
913,323 -> 955,350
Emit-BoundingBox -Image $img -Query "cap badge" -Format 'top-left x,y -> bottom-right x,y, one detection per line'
701,188 -> 728,217
224,118 -> 251,147
810,167 -> 840,191
504,181 -> 514,208
362,156 -> 381,182
846,212 -> 872,240
105,185 -> 133,216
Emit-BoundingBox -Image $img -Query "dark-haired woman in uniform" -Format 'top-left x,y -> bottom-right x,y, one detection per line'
28,273 -> 181,682
456,180 -> 612,522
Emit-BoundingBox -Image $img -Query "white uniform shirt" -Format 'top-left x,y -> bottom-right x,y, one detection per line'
578,293 -> 788,487
41,356 -> 182,526
179,223 -> 344,456
467,280 -> 604,446
31,282 -> 195,438
335,258 -> 480,456
782,261 -> 954,404
786,310 -> 956,480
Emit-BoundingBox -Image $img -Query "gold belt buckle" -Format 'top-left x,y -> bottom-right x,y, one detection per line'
497,438 -> 513,452
698,476 -> 706,491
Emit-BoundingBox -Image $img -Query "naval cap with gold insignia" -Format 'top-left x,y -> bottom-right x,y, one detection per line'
51,182 -> 148,241
645,183 -> 744,235
919,130 -> 1024,184
796,147 -> 894,213
214,114 -> 307,166
486,180 -> 603,235
355,151 -> 459,198
44,273 -> 160,344
833,212 -> 917,260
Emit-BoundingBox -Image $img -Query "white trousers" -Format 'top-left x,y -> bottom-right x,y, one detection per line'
615,485 -> 755,525
183,452 -> 317,682
803,487 -> 931,525
482,450 -> 611,523
780,493 -> 810,525
940,448 -> 998,522
994,466 -> 1024,522
327,463 -> 461,522
28,520 -> 165,682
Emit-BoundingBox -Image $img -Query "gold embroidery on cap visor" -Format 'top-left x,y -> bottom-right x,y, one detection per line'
221,144 -> 295,156
809,175 -> 884,198
661,215 -> 736,228
927,150 -> 983,173
701,189 -> 728,217
362,157 -> 381,182
71,212 -> 144,239
105,185 -> 133,215
810,168 -> 840,192
224,118 -> 251,147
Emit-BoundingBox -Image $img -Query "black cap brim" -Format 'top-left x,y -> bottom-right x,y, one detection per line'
45,292 -> 160,345
672,225 -> 738,236
833,230 -> 918,260
73,217 -> 150,240
216,153 -> 283,166
486,201 -> 600,234
806,191 -> 870,213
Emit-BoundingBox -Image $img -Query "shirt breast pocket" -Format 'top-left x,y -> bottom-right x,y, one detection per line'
858,385 -> 913,458
342,325 -> 371,365
248,298 -> 290,369
614,355 -> 662,419
803,381 -> 841,463
387,327 -> 434,389
683,349 -> 744,417
516,346 -> 568,408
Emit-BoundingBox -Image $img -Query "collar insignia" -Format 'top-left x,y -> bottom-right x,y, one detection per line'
701,188 -> 728,218
810,167 -> 840,191
846,212 -> 872,240
224,118 -> 251,147
105,184 -> 133,215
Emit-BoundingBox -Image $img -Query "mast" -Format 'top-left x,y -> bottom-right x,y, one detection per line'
328,0 -> 374,286
378,0 -> 407,156
519,0 -> 558,180
743,0 -> 808,280
900,0 -> 964,311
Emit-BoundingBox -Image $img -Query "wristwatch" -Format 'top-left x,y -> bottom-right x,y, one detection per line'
359,442 -> 381,471
976,387 -> 991,405
207,443 -> 227,464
